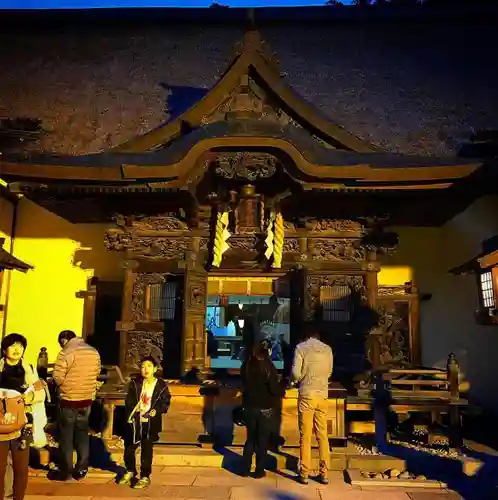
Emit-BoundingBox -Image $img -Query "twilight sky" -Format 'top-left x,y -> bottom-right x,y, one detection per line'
0,0 -> 350,9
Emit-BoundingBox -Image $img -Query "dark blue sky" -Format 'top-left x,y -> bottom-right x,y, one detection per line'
1,1 -> 347,8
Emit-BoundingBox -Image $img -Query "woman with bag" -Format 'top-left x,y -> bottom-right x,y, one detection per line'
0,334 -> 47,500
240,341 -> 284,478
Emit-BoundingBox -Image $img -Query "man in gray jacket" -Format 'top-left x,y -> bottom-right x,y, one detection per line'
291,330 -> 333,485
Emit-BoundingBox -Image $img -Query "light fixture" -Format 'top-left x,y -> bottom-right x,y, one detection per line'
238,302 -> 243,310
238,318 -> 245,328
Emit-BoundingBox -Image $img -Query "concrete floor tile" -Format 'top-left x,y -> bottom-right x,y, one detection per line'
319,491 -> 409,500
231,485 -> 320,500
159,485 -> 231,499
150,473 -> 196,486
407,493 -> 464,500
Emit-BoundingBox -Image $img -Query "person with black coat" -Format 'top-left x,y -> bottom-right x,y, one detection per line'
240,342 -> 284,478
118,356 -> 171,489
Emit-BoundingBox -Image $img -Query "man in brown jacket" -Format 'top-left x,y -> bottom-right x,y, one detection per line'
52,330 -> 101,481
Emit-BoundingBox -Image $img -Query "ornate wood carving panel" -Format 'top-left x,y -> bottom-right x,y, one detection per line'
211,152 -> 278,181
376,286 -> 421,367
182,269 -> 208,375
305,274 -> 366,322
310,238 -> 365,262
126,330 -> 164,371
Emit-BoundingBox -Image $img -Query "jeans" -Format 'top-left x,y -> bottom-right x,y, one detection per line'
0,440 -> 29,500
123,438 -> 154,478
298,396 -> 330,478
58,406 -> 91,475
242,407 -> 273,473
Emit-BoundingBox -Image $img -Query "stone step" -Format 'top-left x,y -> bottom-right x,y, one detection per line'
107,445 -> 405,472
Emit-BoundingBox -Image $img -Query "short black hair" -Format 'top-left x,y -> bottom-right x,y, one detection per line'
1,333 -> 27,355
58,330 -> 77,344
140,355 -> 160,367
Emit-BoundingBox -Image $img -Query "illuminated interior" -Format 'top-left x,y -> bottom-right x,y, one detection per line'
206,276 -> 290,370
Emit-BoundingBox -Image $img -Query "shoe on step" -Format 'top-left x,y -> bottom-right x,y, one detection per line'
73,469 -> 88,481
133,476 -> 151,489
117,471 -> 135,486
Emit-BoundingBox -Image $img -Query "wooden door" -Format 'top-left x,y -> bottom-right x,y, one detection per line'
181,268 -> 208,375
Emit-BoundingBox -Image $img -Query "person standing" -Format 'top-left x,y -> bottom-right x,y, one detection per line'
118,356 -> 170,489
0,333 -> 46,500
240,342 -> 283,478
52,330 -> 101,481
291,330 -> 333,485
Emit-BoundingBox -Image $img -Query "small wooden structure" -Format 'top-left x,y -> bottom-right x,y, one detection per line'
380,353 -> 465,450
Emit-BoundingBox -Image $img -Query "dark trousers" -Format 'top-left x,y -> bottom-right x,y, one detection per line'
58,406 -> 91,475
242,407 -> 273,473
123,438 -> 153,478
0,440 -> 29,500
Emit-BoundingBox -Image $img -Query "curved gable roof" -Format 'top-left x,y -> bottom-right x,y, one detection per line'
113,29 -> 376,155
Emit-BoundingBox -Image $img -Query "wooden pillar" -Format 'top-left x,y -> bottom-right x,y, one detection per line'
117,259 -> 138,373
75,277 -> 98,341
364,249 -> 381,371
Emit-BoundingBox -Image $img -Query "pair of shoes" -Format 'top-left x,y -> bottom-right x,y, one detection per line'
316,474 -> 329,485
133,476 -> 151,489
297,475 -> 308,485
254,470 -> 266,479
73,469 -> 88,481
117,471 -> 135,485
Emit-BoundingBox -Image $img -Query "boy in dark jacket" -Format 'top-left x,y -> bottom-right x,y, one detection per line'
118,356 -> 170,489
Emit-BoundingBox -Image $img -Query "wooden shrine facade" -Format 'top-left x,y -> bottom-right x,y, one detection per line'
0,29 -> 484,381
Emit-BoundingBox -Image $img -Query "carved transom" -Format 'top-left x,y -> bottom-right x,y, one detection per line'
212,152 -> 278,181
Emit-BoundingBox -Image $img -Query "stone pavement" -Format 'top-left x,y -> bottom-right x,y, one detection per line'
25,466 -> 464,500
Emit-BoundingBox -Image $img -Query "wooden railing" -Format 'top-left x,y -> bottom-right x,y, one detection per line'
379,353 -> 465,451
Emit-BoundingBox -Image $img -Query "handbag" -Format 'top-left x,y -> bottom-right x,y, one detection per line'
0,393 -> 27,434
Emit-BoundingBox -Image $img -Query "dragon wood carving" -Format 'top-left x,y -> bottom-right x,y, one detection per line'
310,238 -> 365,262
105,232 -> 190,259
305,219 -> 366,234
126,330 -> 164,370
211,152 -> 278,181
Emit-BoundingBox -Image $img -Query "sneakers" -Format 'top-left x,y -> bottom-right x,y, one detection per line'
73,469 -> 88,481
133,476 -> 151,489
297,475 -> 308,485
316,474 -> 329,485
117,471 -> 135,486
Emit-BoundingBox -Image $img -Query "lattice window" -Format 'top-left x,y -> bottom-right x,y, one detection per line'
320,284 -> 352,322
480,271 -> 495,309
148,282 -> 177,321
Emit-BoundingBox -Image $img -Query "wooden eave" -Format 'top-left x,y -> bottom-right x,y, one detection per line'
450,242 -> 498,275
0,183 -> 18,204
111,29 -> 376,154
0,239 -> 32,272
478,250 -> 498,269
0,136 -> 480,191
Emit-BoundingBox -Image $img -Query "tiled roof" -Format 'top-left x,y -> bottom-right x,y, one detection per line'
0,19 -> 496,156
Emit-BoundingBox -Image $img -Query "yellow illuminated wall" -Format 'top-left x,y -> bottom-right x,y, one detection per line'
4,198 -> 124,365
0,195 -> 15,337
